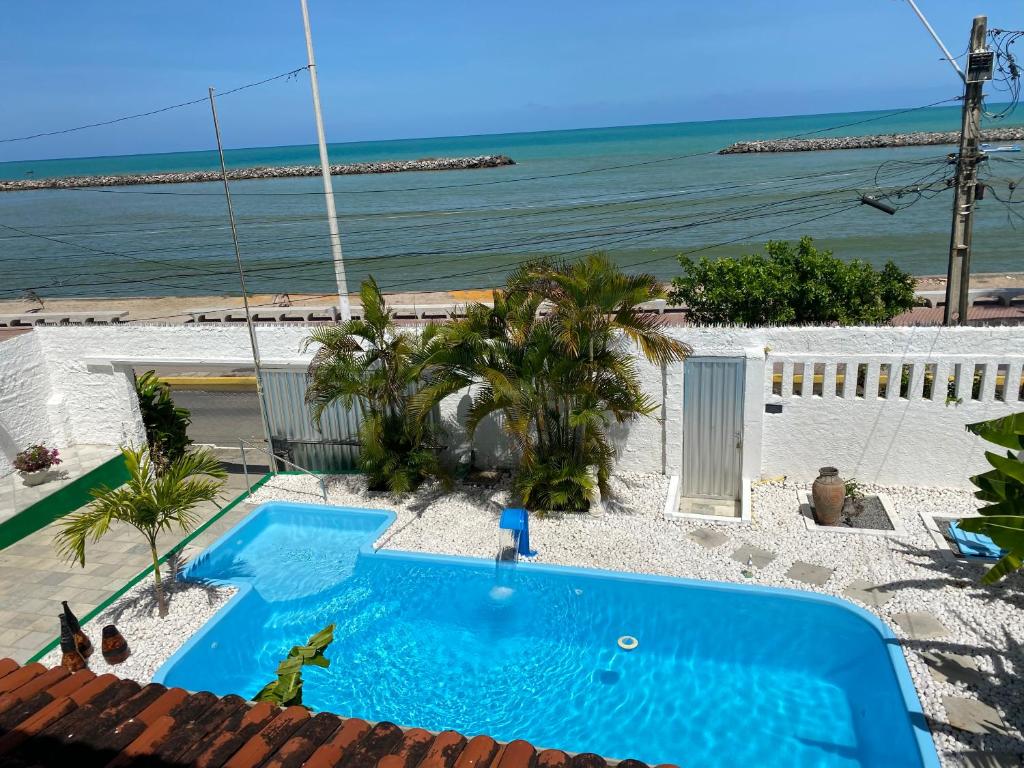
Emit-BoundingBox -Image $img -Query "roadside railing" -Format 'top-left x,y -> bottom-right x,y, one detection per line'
238,438 -> 328,504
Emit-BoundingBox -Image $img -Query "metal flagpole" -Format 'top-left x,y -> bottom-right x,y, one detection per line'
299,0 -> 351,321
208,87 -> 277,472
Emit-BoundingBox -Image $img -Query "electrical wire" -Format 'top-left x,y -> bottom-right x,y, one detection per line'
0,67 -> 310,144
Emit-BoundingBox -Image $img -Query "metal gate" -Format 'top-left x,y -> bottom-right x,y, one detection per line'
262,370 -> 362,472
681,357 -> 745,499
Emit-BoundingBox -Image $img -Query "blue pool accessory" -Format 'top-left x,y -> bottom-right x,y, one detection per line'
948,521 -> 1006,559
499,507 -> 537,557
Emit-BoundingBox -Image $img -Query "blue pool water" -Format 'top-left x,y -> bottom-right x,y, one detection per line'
155,503 -> 938,768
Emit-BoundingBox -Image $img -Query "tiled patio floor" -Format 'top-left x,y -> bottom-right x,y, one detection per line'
0,471 -> 257,663
0,444 -> 118,525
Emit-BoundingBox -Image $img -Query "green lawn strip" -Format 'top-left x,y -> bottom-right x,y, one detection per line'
27,472 -> 273,663
0,453 -> 130,551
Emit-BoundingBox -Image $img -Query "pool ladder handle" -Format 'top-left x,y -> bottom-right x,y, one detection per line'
238,438 -> 329,504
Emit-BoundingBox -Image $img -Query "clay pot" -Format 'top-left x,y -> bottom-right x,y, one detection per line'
59,615 -> 87,672
812,467 -> 845,526
62,601 -> 92,658
101,625 -> 130,664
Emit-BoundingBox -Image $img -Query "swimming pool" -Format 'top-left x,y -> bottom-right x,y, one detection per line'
155,502 -> 939,768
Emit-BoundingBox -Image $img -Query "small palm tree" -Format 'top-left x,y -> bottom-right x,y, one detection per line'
55,445 -> 226,615
303,276 -> 444,493
416,254 -> 690,510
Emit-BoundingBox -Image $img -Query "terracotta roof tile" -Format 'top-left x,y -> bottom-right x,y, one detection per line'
495,739 -> 536,768
378,727 -> 436,768
0,660 -> 679,768
303,716 -> 371,768
190,700 -> 279,768
338,720 -> 405,768
223,704 -> 310,768
0,658 -> 20,680
417,729 -> 468,768
0,664 -> 45,695
454,734 -> 501,768
0,671 -> 92,733
536,749 -> 570,768
262,711 -> 345,768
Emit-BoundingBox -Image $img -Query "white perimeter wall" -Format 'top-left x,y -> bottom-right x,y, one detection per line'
30,323 -> 1024,490
0,333 -> 66,476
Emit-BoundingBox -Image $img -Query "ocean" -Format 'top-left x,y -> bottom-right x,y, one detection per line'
1,105 -> 1021,299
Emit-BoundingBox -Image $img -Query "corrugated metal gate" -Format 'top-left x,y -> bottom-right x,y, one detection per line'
681,357 -> 745,500
263,370 -> 362,472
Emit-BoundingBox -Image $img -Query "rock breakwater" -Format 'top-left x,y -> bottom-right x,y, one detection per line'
0,154 -> 515,192
719,128 -> 1024,154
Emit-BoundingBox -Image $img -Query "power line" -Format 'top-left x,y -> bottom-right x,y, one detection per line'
2,184 -> 872,296
0,155 -> 946,279
0,67 -> 309,144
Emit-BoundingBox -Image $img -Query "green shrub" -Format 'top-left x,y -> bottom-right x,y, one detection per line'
135,370 -> 191,473
303,277 -> 446,493
668,237 -> 919,325
957,412 -> 1024,583
416,254 -> 690,511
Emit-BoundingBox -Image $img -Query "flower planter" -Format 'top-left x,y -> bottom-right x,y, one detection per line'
19,468 -> 57,487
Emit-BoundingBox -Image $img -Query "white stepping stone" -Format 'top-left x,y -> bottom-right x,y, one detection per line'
730,544 -> 775,569
785,561 -> 833,586
689,528 -> 729,549
920,650 -> 985,688
891,612 -> 949,640
842,579 -> 894,608
942,696 -> 1009,736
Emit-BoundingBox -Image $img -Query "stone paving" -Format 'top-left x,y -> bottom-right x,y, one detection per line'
729,543 -> 776,569
0,471 -> 255,663
785,560 -> 833,586
0,444 -> 117,524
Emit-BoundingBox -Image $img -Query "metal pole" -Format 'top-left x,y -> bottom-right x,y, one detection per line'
239,439 -> 251,496
299,0 -> 351,321
208,87 -> 277,472
943,16 -> 987,326
904,0 -> 966,80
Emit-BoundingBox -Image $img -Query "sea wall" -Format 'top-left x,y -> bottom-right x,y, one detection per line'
719,127 -> 1024,154
0,155 -> 516,192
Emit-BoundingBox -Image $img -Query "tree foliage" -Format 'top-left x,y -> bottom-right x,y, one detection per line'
55,445 -> 226,614
254,624 -> 335,707
957,412 -> 1024,584
415,254 -> 690,511
303,277 -> 445,493
667,237 -> 918,325
135,370 -> 192,473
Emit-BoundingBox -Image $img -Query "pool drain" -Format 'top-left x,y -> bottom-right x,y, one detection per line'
617,635 -> 639,651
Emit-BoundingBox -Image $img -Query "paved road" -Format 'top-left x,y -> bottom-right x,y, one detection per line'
174,389 -> 264,448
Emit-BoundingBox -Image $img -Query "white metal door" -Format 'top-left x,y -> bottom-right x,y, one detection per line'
681,357 -> 745,499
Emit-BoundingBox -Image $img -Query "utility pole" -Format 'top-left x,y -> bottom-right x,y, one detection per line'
943,16 -> 990,325
299,0 -> 351,321
208,87 -> 277,472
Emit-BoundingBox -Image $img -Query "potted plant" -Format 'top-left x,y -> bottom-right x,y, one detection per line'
14,444 -> 62,487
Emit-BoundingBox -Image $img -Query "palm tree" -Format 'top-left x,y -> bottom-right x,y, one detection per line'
55,445 -> 226,615
415,254 -> 690,510
303,276 -> 444,493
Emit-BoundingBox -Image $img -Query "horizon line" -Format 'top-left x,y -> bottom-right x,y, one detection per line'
0,100 -> 997,168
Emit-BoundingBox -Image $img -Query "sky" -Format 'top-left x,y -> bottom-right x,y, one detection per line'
1,0 -> 1022,161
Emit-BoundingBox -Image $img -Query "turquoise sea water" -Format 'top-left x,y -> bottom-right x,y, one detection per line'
156,502 -> 938,768
0,106 -> 1021,299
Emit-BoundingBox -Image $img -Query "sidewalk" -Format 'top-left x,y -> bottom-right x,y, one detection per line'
0,470 -> 257,663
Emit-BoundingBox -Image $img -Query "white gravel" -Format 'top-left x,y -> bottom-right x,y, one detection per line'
248,472 -> 1024,767
41,574 -> 236,681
